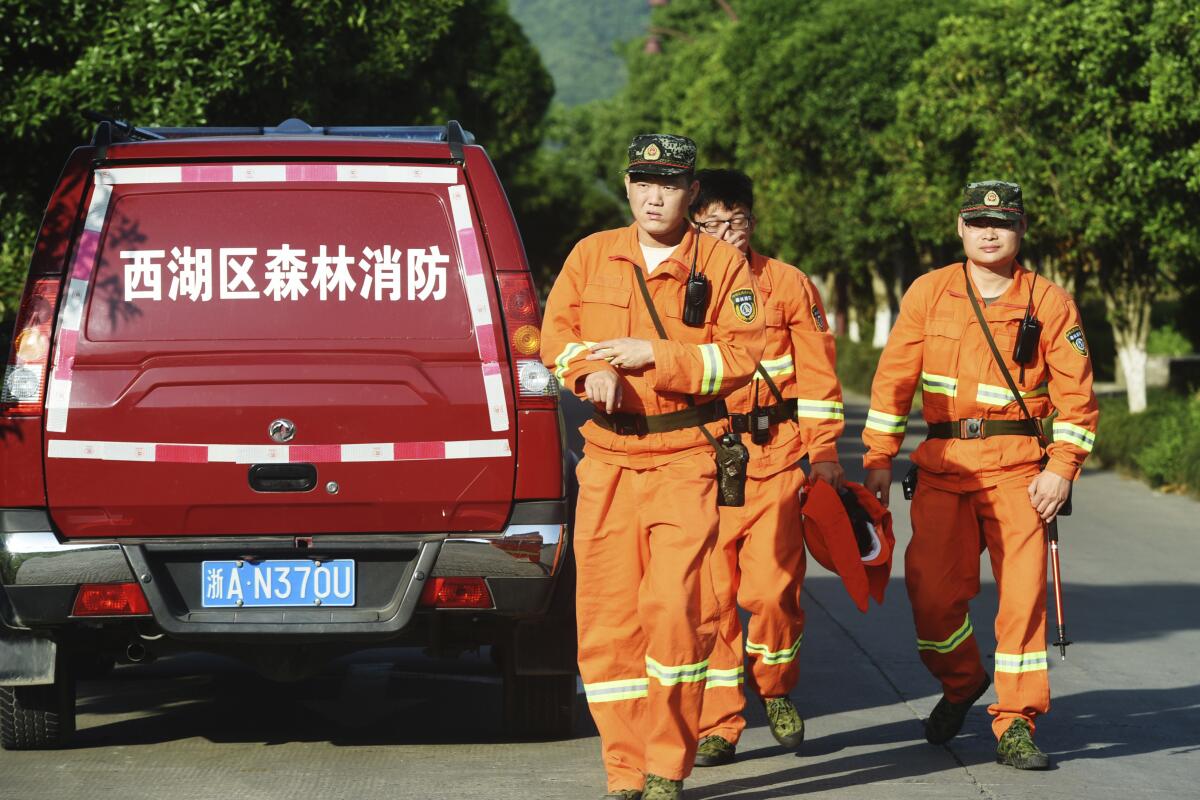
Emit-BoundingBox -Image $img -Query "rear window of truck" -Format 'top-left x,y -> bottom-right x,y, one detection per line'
84,171 -> 477,343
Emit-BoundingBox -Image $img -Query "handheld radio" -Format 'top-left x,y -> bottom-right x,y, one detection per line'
682,226 -> 709,327
1012,271 -> 1041,382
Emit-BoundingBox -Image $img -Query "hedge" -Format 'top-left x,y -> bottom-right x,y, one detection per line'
1092,390 -> 1200,496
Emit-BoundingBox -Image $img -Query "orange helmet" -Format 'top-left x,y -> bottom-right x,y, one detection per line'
801,480 -> 895,613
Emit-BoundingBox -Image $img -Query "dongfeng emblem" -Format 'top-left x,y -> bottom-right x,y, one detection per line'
269,418 -> 296,443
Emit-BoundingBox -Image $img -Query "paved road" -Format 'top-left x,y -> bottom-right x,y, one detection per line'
2,397 -> 1197,799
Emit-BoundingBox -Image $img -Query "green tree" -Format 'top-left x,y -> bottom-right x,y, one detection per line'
508,0 -> 650,106
891,0 -> 1200,412
560,0 -> 959,342
0,0 -> 607,316
726,0 -> 956,345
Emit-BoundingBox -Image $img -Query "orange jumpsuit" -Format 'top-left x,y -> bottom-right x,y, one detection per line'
864,262 -> 1098,739
699,252 -> 844,746
541,222 -> 763,789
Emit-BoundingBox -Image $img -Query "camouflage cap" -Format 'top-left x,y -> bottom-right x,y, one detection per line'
961,180 -> 1024,222
626,133 -> 697,177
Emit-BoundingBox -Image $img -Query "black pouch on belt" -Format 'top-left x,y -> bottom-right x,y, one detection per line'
715,432 -> 750,507
630,261 -> 748,507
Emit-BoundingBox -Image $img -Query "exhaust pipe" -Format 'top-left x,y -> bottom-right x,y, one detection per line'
126,642 -> 148,663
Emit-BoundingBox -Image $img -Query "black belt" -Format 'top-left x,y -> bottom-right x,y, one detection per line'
729,398 -> 798,434
594,399 -> 728,436
927,418 -> 1044,440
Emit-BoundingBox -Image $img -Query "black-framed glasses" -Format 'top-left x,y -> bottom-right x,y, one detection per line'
697,216 -> 752,234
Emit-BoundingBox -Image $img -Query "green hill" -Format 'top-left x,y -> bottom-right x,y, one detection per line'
509,0 -> 650,106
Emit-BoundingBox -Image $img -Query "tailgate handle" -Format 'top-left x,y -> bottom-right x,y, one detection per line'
248,464 -> 317,493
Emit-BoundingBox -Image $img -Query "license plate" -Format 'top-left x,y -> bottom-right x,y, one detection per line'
200,559 -> 355,608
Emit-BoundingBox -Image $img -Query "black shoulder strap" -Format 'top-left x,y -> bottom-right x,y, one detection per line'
632,263 -> 670,340
962,265 -> 1048,446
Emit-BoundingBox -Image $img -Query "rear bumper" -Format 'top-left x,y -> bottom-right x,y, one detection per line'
0,501 -> 568,638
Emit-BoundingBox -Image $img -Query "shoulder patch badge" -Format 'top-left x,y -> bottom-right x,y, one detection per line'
730,288 -> 757,323
1065,325 -> 1089,356
811,304 -> 827,332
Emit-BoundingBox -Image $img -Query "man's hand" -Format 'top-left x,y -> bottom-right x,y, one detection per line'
864,468 -> 892,508
586,338 -> 655,371
1028,470 -> 1071,523
584,370 -> 622,414
809,460 -> 845,491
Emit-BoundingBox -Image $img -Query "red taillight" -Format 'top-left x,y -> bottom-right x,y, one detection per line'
2,276 -> 61,417
72,583 -> 152,617
496,271 -> 557,410
419,576 -> 494,609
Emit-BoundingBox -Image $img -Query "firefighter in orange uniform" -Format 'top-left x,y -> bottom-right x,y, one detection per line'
541,135 -> 763,800
687,170 -> 846,767
863,181 -> 1098,770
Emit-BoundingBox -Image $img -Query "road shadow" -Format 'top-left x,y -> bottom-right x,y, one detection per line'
935,683 -> 1200,772
1048,684 -> 1200,761
71,648 -> 595,748
687,725 -> 965,799
686,682 -> 1200,798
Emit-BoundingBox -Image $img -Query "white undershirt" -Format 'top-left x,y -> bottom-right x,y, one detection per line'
640,243 -> 676,274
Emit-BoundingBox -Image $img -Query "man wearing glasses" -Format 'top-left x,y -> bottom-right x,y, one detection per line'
689,169 -> 846,766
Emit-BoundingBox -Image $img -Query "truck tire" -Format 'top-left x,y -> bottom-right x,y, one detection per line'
0,656 -> 76,750
502,672 -> 576,740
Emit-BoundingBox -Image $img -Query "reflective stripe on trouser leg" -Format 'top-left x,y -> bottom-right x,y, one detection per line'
573,457 -> 651,792
637,451 -> 721,781
740,464 -> 806,699
697,488 -> 750,744
906,481 -> 989,704
978,479 -> 1050,739
700,464 -> 807,745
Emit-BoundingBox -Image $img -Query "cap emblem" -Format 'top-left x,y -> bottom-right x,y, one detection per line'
984,190 -> 1001,207
643,143 -> 661,161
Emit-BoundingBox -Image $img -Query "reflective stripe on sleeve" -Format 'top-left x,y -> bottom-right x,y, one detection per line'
552,343 -> 590,383
703,665 -> 744,690
745,634 -> 802,666
865,408 -> 908,435
759,353 -> 795,378
583,677 -> 649,703
916,615 -> 973,654
994,650 -> 1048,674
698,343 -> 725,395
795,399 -> 845,421
645,655 -> 709,686
921,371 -> 959,398
1053,421 -> 1096,452
976,381 -> 1048,406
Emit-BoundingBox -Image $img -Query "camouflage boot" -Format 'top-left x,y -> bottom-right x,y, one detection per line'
764,697 -> 805,749
641,774 -> 682,800
924,674 -> 991,745
602,792 -> 641,800
694,734 -> 736,767
996,719 -> 1050,770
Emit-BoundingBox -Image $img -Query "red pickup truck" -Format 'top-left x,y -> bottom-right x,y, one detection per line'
0,118 -> 576,748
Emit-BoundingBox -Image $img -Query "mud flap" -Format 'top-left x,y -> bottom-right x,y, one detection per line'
0,637 -> 56,686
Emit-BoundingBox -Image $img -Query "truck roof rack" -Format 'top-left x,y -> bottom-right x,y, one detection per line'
82,111 -> 476,146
